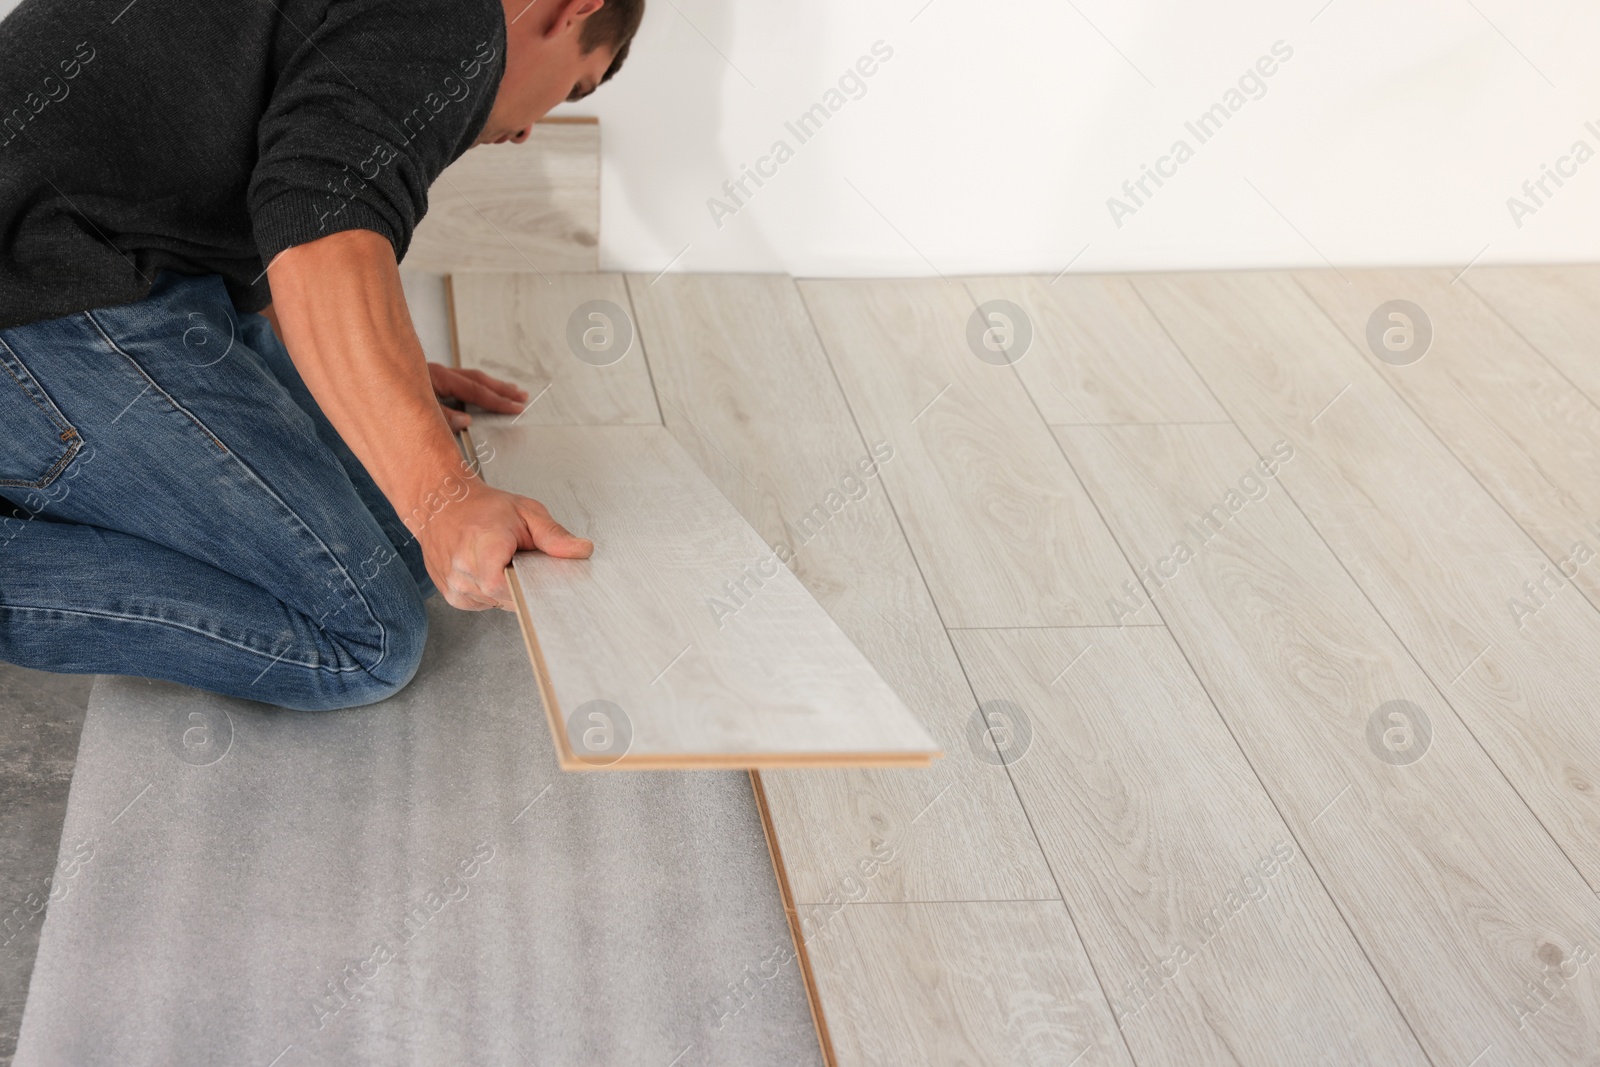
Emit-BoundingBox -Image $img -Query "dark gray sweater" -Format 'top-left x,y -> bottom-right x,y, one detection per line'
0,0 -> 506,330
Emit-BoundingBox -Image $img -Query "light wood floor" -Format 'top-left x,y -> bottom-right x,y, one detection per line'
449,265 -> 1600,1067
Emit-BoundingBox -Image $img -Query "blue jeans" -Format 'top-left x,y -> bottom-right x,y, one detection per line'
0,272 -> 435,710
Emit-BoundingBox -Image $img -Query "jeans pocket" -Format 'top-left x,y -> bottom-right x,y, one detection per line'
0,336 -> 82,489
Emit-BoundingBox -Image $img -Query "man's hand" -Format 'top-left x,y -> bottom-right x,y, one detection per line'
429,363 -> 529,432
265,228 -> 591,611
410,478 -> 592,611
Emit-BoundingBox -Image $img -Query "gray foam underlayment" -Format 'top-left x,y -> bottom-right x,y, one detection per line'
14,599 -> 821,1067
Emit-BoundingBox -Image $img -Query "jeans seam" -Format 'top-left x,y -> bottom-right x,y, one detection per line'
81,311 -> 230,453
0,602 -> 369,675
79,308 -> 393,675
0,334 -> 84,489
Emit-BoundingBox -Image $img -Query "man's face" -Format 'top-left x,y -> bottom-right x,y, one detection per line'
478,0 -> 617,146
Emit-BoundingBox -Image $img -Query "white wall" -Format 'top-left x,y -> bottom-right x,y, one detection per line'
8,0 -> 1594,275
555,0 -> 1600,276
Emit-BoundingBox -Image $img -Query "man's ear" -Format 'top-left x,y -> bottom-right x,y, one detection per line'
546,0 -> 605,41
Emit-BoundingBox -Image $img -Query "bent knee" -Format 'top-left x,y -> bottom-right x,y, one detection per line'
293,589 -> 430,711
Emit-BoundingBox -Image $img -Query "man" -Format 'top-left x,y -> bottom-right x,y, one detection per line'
0,0 -> 645,709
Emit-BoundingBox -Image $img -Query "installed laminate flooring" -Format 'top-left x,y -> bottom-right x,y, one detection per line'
1295,268 -> 1600,611
451,272 -> 661,426
665,267 -> 1600,1065
797,279 -> 1148,629
1131,272 -> 1600,892
404,120 -> 600,274
1058,422 -> 1600,1064
953,624 -> 1427,1064
429,266 -> 1600,1065
1464,265 -> 1600,409
808,901 -> 1132,1067
963,275 -> 1227,425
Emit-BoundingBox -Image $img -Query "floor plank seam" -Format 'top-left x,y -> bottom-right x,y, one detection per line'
1275,273 -> 1600,895
1127,274 -> 1600,1058
940,633 -> 1146,1067
976,315 -> 1394,1062
621,274 -> 669,427
1287,271 -> 1600,633
790,278 -> 1059,868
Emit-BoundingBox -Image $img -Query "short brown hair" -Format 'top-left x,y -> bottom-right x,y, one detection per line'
581,0 -> 646,85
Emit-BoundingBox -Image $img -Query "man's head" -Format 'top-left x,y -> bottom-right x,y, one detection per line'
480,0 -> 644,145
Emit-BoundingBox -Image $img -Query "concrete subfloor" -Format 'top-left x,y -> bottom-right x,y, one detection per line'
0,665 -> 89,1067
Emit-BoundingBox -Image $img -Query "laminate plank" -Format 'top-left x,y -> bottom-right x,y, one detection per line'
1131,271 -> 1600,889
1296,268 -> 1600,610
964,275 -> 1228,424
1464,265 -> 1600,409
14,600 -> 822,1067
953,624 -> 1426,1064
451,273 -> 661,426
797,279 -> 1146,628
626,272 -> 1056,903
406,120 -> 599,274
1059,421 -> 1600,1065
398,268 -> 456,366
473,421 -> 940,769
806,902 -> 1133,1067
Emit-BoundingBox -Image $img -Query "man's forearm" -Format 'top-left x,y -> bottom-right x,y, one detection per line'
263,229 -> 465,530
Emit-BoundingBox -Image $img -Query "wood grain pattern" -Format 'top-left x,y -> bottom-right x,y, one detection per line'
954,624 -> 1427,1065
1296,268 -> 1600,611
473,421 -> 940,769
451,273 -> 662,425
406,121 -> 599,273
1059,421 -> 1600,1065
1464,265 -> 1600,408
806,902 -> 1133,1067
626,272 -> 1057,902
798,279 -> 1147,628
964,275 -> 1228,425
1132,272 -> 1600,890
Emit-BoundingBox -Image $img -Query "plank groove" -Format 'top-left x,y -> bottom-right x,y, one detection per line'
953,624 -> 1427,1064
798,279 -> 1145,628
1464,265 -> 1600,409
1295,268 -> 1600,613
1058,420 -> 1600,1065
1133,270 -> 1600,879
964,275 -> 1228,425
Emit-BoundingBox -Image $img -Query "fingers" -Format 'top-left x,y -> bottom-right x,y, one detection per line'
443,554 -> 512,612
456,366 -> 526,399
442,406 -> 472,432
434,366 -> 529,415
424,492 -> 591,616
516,496 -> 594,559
441,586 -> 499,612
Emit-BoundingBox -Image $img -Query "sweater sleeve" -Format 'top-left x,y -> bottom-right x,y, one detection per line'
248,0 -> 505,268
